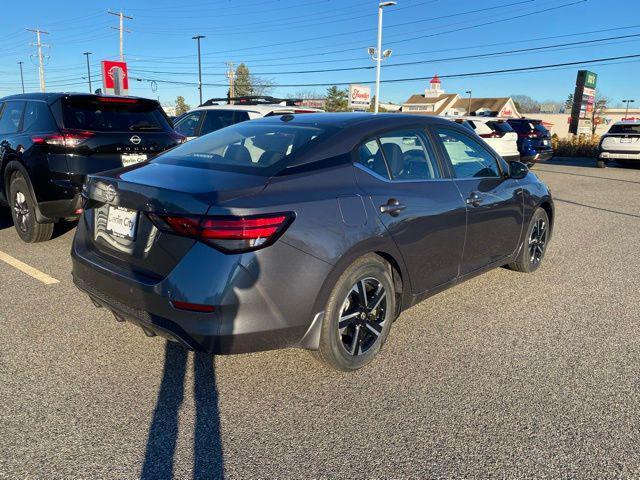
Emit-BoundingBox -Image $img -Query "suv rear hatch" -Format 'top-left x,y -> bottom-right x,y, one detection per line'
77,162 -> 269,279
601,124 -> 640,152
55,95 -> 183,185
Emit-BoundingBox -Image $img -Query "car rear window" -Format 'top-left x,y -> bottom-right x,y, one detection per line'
154,121 -> 338,176
507,121 -> 531,133
533,123 -> 550,135
62,97 -> 171,132
486,121 -> 515,133
608,124 -> 640,134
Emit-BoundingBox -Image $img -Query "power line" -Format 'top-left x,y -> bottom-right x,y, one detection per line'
129,53 -> 640,88
108,9 -> 133,61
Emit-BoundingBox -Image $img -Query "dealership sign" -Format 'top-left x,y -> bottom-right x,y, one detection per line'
569,70 -> 598,135
101,60 -> 129,96
348,84 -> 371,110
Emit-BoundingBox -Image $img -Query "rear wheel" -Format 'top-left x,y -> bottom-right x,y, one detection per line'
507,207 -> 549,273
9,172 -> 54,243
596,159 -> 607,168
314,254 -> 396,371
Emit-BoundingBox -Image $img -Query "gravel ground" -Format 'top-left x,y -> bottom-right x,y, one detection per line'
1,157 -> 639,479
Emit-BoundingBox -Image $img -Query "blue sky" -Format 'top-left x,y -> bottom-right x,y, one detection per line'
1,0 -> 639,107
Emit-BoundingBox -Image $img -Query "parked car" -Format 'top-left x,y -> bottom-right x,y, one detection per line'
72,113 -> 554,371
0,93 -> 185,242
174,96 -> 323,140
597,120 -> 640,168
506,118 -> 553,165
446,116 -> 520,162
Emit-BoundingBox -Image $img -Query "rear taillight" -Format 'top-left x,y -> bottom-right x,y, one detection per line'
32,129 -> 93,148
148,212 -> 294,253
169,131 -> 187,144
479,132 -> 504,139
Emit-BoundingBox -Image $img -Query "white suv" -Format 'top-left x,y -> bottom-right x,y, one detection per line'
598,120 -> 640,168
445,116 -> 520,162
174,96 -> 323,140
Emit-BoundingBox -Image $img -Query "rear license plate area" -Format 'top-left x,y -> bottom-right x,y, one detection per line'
121,153 -> 148,167
105,206 -> 138,241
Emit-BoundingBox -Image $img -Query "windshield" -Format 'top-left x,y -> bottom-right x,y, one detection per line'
154,121 -> 337,175
608,124 -> 640,134
62,98 -> 171,132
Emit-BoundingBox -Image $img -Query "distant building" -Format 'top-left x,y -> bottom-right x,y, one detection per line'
401,75 -> 520,118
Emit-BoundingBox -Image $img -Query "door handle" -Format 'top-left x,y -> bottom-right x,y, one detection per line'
465,191 -> 483,207
380,198 -> 406,216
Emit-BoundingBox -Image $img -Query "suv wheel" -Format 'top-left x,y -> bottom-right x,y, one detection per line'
314,254 -> 396,371
9,172 -> 54,243
507,207 -> 549,273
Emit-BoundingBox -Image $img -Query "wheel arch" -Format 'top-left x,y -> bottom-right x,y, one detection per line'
538,198 -> 554,237
3,160 -> 46,222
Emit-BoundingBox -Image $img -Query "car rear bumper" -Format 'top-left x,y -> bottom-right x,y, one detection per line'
599,150 -> 640,160
522,151 -> 553,163
71,223 -> 333,354
37,194 -> 83,221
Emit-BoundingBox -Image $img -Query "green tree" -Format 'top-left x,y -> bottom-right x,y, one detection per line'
174,95 -> 190,115
233,63 -> 274,98
325,85 -> 348,112
565,93 -> 574,111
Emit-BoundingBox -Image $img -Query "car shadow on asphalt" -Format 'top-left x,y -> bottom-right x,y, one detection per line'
141,342 -> 224,480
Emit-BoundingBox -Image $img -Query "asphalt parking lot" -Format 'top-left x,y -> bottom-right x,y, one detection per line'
1,157 -> 639,479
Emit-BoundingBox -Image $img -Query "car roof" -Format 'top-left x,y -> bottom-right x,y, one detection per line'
192,104 -> 323,114
0,92 -> 158,105
613,119 -> 640,125
251,111 -> 455,128
442,115 -> 511,122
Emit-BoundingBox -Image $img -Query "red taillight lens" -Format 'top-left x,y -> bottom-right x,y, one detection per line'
479,132 -> 502,138
148,213 -> 293,253
32,130 -> 93,148
98,96 -> 139,104
171,300 -> 215,313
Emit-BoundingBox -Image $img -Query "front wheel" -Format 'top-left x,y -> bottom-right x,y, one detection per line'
507,207 -> 550,273
9,172 -> 54,243
314,254 -> 396,371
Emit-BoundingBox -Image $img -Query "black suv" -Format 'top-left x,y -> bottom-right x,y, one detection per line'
507,118 -> 554,165
0,93 -> 184,242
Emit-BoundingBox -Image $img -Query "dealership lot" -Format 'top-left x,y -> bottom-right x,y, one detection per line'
1,159 -> 639,479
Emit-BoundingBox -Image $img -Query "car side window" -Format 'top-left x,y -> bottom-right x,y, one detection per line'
201,110 -> 236,135
174,111 -> 202,137
23,102 -> 57,133
0,101 -> 25,135
436,128 -> 501,178
378,130 -> 441,180
357,138 -> 390,179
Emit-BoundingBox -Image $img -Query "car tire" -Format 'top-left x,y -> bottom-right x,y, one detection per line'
596,159 -> 606,168
314,254 -> 396,372
9,172 -> 54,243
507,207 -> 550,274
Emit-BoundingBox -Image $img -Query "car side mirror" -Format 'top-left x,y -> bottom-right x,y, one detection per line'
508,161 -> 528,180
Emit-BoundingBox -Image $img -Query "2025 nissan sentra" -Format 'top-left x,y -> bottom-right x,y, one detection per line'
72,113 -> 553,371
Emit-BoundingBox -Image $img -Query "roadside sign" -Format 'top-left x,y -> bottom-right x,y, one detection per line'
348,84 -> 371,110
569,70 -> 598,135
101,60 -> 129,96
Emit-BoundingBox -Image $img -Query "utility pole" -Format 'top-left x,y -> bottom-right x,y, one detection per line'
192,35 -> 205,105
226,62 -> 235,104
26,28 -> 49,92
466,90 -> 472,114
83,52 -> 93,93
17,61 -> 25,93
108,10 -> 133,61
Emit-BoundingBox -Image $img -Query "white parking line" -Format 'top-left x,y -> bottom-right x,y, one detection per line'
0,251 -> 59,285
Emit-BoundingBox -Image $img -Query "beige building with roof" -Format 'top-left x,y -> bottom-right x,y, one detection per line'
401,75 -> 521,118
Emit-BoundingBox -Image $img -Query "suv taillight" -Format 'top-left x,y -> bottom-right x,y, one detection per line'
32,129 -> 94,148
480,131 -> 504,139
147,212 -> 294,253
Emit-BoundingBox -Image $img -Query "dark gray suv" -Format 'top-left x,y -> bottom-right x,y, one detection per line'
72,113 -> 553,371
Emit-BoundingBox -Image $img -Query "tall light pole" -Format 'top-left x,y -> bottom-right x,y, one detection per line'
17,61 -> 25,93
193,35 -> 205,105
622,99 -> 635,119
466,90 -> 472,114
83,52 -> 93,93
373,1 -> 396,114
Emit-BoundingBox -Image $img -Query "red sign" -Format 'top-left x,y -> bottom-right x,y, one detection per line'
101,60 -> 129,95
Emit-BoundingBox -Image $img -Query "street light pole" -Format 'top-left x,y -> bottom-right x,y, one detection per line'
622,99 -> 634,119
466,90 -> 472,115
18,61 -> 25,93
83,52 -> 92,93
374,1 -> 396,114
193,35 -> 205,105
